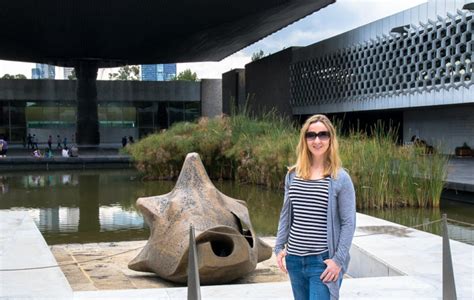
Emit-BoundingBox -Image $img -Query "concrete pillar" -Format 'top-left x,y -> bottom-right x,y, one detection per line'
201,79 -> 222,118
75,61 -> 99,146
222,69 -> 245,115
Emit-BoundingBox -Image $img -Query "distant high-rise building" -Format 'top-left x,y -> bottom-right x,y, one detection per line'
33,63 -> 56,79
31,68 -> 41,79
141,64 -> 176,81
63,67 -> 74,79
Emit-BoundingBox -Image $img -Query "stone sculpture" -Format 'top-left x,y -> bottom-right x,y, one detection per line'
129,152 -> 272,284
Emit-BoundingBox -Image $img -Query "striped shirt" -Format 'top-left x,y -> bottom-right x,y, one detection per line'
287,176 -> 329,256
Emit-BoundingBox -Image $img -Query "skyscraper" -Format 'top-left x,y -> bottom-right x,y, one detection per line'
141,64 -> 176,81
63,67 -> 74,79
31,68 -> 41,79
32,64 -> 56,79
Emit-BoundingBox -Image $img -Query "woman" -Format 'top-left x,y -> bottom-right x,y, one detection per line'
275,114 -> 356,300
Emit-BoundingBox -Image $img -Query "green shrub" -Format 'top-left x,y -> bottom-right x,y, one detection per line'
127,115 -> 447,208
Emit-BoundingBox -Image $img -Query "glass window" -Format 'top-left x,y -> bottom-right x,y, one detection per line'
10,102 -> 26,127
137,102 -> 153,127
10,127 -> 26,143
184,102 -> 200,122
107,102 -> 122,126
168,102 -> 184,127
156,102 -> 168,129
26,101 -> 59,128
122,102 -> 136,128
98,102 -> 136,128
98,103 -> 107,125
0,101 -> 8,126
0,127 -> 7,140
139,127 -> 154,139
59,104 -> 76,127
42,102 -> 59,126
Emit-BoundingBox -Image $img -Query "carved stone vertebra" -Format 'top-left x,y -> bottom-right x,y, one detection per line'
129,152 -> 272,284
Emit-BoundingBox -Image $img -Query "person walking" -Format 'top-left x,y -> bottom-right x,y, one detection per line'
27,133 -> 33,149
121,136 -> 127,147
57,135 -> 62,149
275,114 -> 356,300
47,135 -> 52,150
33,134 -> 39,149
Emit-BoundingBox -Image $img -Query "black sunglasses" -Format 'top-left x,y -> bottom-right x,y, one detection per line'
305,131 -> 330,141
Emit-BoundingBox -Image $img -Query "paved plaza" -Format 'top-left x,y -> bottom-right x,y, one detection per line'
1,211 -> 473,299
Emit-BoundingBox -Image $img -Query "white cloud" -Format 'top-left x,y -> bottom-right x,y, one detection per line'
242,0 -> 427,53
179,0 -> 428,78
177,52 -> 251,79
0,60 -> 34,78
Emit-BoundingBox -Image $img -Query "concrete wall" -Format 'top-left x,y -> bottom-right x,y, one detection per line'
222,69 -> 245,115
0,79 -> 76,101
201,79 -> 222,118
245,48 -> 297,118
403,104 -> 474,154
348,244 -> 404,278
0,79 -> 201,102
97,80 -> 200,102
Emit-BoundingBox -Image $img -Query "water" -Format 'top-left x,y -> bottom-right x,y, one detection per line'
0,170 -> 472,245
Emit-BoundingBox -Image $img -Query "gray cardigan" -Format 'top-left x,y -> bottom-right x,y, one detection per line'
275,168 -> 356,300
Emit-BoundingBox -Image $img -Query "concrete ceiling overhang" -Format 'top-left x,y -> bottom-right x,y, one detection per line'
0,0 -> 334,68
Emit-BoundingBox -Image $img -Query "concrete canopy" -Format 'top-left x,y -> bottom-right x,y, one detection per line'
0,0 -> 334,67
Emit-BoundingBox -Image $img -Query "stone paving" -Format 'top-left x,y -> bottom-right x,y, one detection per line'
2,211 -> 473,299
50,238 -> 288,292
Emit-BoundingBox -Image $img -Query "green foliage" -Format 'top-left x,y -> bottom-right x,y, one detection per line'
251,50 -> 266,61
68,69 -> 77,80
339,122 -> 448,208
108,65 -> 140,80
171,69 -> 198,81
127,116 -> 448,208
1,73 -> 27,79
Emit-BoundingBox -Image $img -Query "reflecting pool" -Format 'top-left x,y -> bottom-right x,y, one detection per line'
0,169 -> 472,245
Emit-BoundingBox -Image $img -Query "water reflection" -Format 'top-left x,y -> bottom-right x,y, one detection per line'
0,170 -> 161,244
0,170 -> 472,245
0,176 -> 8,194
358,204 -> 473,245
79,175 -> 100,233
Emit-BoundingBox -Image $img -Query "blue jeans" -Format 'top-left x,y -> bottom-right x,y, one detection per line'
286,252 -> 331,300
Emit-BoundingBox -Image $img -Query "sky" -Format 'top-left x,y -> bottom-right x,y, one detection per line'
0,0 -> 427,80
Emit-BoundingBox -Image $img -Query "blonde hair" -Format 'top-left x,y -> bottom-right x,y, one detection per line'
289,114 -> 341,179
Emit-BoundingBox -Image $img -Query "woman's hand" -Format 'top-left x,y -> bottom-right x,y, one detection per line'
321,258 -> 341,283
276,250 -> 287,274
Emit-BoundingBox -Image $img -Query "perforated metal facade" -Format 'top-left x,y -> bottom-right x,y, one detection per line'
290,3 -> 473,110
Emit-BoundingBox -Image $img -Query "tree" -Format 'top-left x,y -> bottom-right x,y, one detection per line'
68,69 -> 77,80
1,73 -> 27,79
171,69 -> 198,81
251,50 -> 266,61
108,65 -> 140,80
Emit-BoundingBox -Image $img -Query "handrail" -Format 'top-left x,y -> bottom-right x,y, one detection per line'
442,214 -> 457,300
187,225 -> 201,300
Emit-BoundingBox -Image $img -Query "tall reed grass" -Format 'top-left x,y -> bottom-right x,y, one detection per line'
127,115 -> 447,208
339,121 -> 448,208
